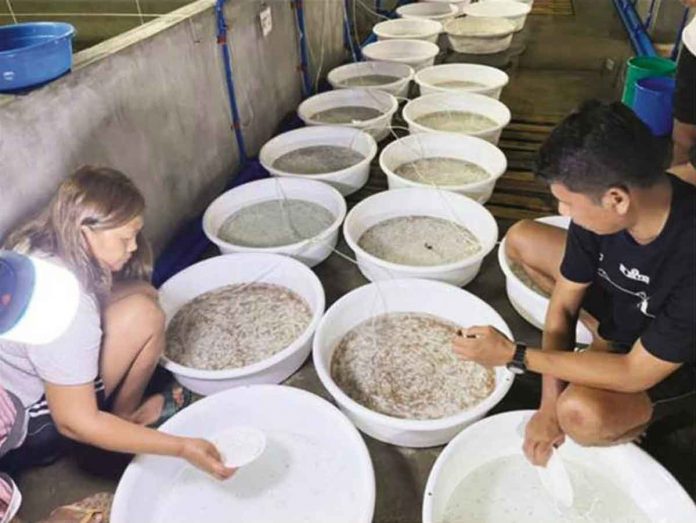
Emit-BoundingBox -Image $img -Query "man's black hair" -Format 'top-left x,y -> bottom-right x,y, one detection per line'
535,100 -> 667,197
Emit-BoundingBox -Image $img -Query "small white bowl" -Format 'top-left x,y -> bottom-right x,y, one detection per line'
212,426 -> 266,468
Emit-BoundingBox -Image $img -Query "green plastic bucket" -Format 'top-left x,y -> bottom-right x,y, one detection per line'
621,56 -> 676,106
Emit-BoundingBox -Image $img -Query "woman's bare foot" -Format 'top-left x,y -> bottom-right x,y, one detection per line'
130,387 -> 186,426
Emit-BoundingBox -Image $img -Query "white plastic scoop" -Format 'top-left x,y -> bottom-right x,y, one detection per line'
517,417 -> 574,508
212,426 -> 266,469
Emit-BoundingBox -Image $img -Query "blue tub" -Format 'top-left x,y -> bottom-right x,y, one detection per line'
632,76 -> 675,137
0,22 -> 76,92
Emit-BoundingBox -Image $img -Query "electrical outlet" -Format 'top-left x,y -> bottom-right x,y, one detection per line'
605,58 -> 615,71
260,5 -> 272,37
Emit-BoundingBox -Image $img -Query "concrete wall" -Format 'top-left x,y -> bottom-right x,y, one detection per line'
0,0 -> 344,253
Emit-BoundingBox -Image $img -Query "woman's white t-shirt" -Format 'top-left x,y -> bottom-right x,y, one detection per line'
683,13 -> 696,55
0,267 -> 102,408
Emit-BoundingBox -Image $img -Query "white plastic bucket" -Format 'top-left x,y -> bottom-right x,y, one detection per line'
362,39 -> 440,72
462,0 -> 532,32
343,187 -> 498,286
259,126 -> 377,196
158,254 -> 325,396
379,132 -> 507,203
373,18 -> 443,44
327,61 -> 414,98
402,91 -> 512,145
423,410 -> 696,523
297,88 -> 398,141
312,278 -> 514,447
443,16 -> 515,54
396,2 -> 459,22
202,177 -> 346,267
415,63 -> 510,99
497,215 -> 593,344
112,386 -> 375,523
418,0 -> 472,14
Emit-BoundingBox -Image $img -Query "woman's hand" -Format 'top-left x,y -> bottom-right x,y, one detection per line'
523,408 -> 566,467
179,438 -> 236,480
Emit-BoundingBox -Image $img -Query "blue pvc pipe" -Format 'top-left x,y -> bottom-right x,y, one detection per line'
672,7 -> 690,62
613,0 -> 657,57
294,0 -> 313,96
215,0 -> 248,164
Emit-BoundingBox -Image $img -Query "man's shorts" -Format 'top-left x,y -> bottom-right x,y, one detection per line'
674,46 -> 696,125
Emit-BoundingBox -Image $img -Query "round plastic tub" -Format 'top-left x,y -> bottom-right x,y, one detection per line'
0,22 -> 75,92
462,1 -> 532,32
443,16 -> 516,54
203,178 -> 346,267
312,278 -> 514,447
497,215 -> 592,344
373,18 -> 443,44
379,132 -> 507,203
112,385 -> 375,523
259,126 -> 377,196
158,254 -> 325,395
362,39 -> 440,72
419,0 -> 472,14
327,61 -> 414,98
402,91 -> 512,145
423,410 -> 696,523
415,63 -> 510,99
297,88 -> 398,141
396,2 -> 459,22
343,187 -> 498,286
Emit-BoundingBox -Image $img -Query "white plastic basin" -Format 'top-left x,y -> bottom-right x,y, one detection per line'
312,278 -> 514,447
462,0 -> 532,32
379,132 -> 507,203
259,126 -> 377,196
112,385 -> 375,523
297,88 -> 398,141
418,0 -> 472,14
402,91 -> 512,144
158,253 -> 325,395
423,410 -> 696,523
443,16 -> 516,54
362,39 -> 440,72
373,18 -> 443,44
396,2 -> 459,22
327,61 -> 414,98
415,63 -> 510,99
343,187 -> 498,286
498,215 -> 593,344
203,177 -> 346,267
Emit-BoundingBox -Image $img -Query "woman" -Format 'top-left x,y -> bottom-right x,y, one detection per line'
0,166 -> 233,480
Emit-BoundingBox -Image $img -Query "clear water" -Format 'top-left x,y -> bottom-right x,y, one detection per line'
414,110 -> 498,133
432,80 -> 486,91
311,106 -> 383,124
218,199 -> 334,247
441,455 -> 651,523
272,145 -> 365,175
339,74 -> 401,87
394,157 -> 490,186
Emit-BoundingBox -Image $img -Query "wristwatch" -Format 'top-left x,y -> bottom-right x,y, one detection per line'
506,342 -> 528,375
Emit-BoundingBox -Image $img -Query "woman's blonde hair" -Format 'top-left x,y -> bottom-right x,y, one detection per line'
3,166 -> 152,301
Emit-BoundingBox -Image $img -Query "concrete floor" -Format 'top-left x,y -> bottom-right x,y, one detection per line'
14,2 -> 695,521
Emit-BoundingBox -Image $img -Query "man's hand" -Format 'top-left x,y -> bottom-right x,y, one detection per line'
180,438 -> 236,480
452,326 -> 515,367
523,409 -> 566,467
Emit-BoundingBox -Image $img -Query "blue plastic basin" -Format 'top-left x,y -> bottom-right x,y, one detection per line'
0,22 -> 76,92
632,76 -> 675,137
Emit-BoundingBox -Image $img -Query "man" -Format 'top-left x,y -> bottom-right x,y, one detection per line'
672,0 -> 696,180
454,101 -> 696,466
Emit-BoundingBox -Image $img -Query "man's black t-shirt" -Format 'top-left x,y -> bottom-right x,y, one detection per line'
560,175 -> 696,364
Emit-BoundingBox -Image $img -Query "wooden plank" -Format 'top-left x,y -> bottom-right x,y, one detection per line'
485,205 -> 549,221
501,170 -> 537,182
499,139 -> 543,152
495,178 -> 551,195
487,192 -> 555,212
506,122 -> 557,134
